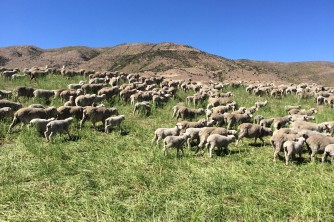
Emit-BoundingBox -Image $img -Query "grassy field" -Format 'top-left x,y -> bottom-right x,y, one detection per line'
0,74 -> 333,221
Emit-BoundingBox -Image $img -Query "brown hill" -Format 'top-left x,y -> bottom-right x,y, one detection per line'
1,43 -> 333,86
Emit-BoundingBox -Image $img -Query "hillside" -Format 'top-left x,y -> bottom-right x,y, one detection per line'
1,43 -> 334,86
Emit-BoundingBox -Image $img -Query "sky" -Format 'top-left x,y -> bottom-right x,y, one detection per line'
1,0 -> 333,62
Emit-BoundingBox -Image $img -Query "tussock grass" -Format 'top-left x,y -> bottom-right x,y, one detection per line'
0,75 -> 333,221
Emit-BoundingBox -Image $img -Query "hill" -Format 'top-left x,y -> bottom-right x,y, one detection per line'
1,43 -> 334,86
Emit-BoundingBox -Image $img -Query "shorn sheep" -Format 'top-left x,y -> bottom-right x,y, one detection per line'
206,134 -> 236,157
237,123 -> 273,146
44,117 -> 74,142
152,126 -> 181,145
163,134 -> 189,157
105,115 -> 125,133
322,144 -> 334,164
283,137 -> 305,165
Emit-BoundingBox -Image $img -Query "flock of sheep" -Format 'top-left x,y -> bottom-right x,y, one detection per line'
1,66 -> 334,164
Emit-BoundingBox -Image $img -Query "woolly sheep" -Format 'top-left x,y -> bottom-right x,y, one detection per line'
283,137 -> 305,165
152,126 -> 181,145
237,123 -> 273,146
0,107 -> 14,120
259,118 -> 274,128
253,115 -> 264,124
29,118 -> 55,135
254,100 -> 268,110
176,107 -> 205,120
322,144 -> 334,164
0,89 -> 13,99
290,114 -> 315,122
206,134 -> 236,157
64,96 -> 75,106
75,94 -> 106,107
33,89 -> 55,103
105,115 -> 125,133
183,127 -> 202,149
80,106 -> 119,129
13,86 -> 35,102
273,115 -> 292,130
226,113 -> 252,130
176,119 -> 209,132
172,103 -> 186,118
0,100 -> 22,111
8,107 -> 58,133
57,106 -> 84,121
285,105 -> 301,111
133,101 -> 151,115
291,120 -> 329,133
163,134 -> 189,157
305,134 -> 334,162
44,117 -> 74,142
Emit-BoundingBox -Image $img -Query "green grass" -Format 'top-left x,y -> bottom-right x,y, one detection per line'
0,75 -> 334,221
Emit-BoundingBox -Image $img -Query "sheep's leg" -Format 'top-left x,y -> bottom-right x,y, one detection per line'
321,152 -> 328,163
187,138 -> 191,149
259,137 -> 265,146
209,144 -> 214,158
331,155 -> 334,165
163,144 -> 168,156
8,117 -> 18,133
273,149 -> 280,162
66,130 -> 71,140
151,134 -> 157,145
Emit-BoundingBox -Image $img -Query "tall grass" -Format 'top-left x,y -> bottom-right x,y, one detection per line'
0,75 -> 333,221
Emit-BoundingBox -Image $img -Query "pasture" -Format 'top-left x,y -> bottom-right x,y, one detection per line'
0,74 -> 334,221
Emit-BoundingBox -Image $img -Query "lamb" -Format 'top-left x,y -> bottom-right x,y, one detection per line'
29,118 -> 55,135
283,137 -> 305,165
259,118 -> 275,128
152,126 -> 181,145
254,100 -> 268,110
0,99 -> 22,111
8,106 -> 58,133
273,115 -> 292,130
0,107 -> 14,120
75,94 -> 106,107
163,134 -> 189,157
237,123 -> 273,145
226,113 -> 252,130
80,106 -> 119,129
33,89 -> 55,104
44,117 -> 74,142
105,115 -> 125,133
322,144 -> 334,164
176,107 -> 205,120
197,127 -> 238,153
305,134 -> 334,162
133,101 -> 151,115
183,127 -> 202,149
206,134 -> 236,157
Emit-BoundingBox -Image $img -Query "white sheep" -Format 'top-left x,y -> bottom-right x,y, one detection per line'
133,101 -> 151,115
206,134 -> 236,157
163,134 -> 189,157
283,137 -> 305,165
29,118 -> 55,135
322,144 -> 334,164
152,126 -> 180,145
44,117 -> 74,142
254,100 -> 268,110
183,127 -> 202,149
105,115 -> 125,133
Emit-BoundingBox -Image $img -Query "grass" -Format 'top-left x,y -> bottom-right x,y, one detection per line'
0,74 -> 334,221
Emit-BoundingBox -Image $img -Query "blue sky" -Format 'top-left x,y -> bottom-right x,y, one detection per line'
1,0 -> 333,62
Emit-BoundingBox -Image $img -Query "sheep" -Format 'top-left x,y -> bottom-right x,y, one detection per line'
226,113 -> 252,130
163,134 -> 189,157
208,112 -> 226,126
288,108 -> 317,116
270,128 -> 301,162
259,118 -> 275,128
0,107 -> 14,120
237,123 -> 273,146
57,106 -> 84,121
33,89 -> 55,104
152,126 -> 181,145
305,134 -> 334,162
44,117 -> 74,142
13,86 -> 35,102
28,104 -> 46,109
8,106 -> 58,133
59,89 -> 83,102
0,99 -> 22,111
183,128 -> 202,149
176,119 -> 209,132
80,106 -> 119,129
81,83 -> 105,94
75,94 -> 106,107
273,115 -> 292,130
206,134 -> 236,157
172,103 -> 186,118
322,144 -> 334,164
291,120 -> 329,133
197,127 -> 238,153
105,115 -> 125,133
29,118 -> 55,135
64,96 -> 75,106
133,101 -> 151,115
290,114 -> 315,122
253,115 -> 264,124
285,105 -> 301,111
254,100 -> 268,110
68,80 -> 85,90
207,97 -> 233,108
283,137 -> 305,165
0,89 -> 13,99
176,107 -> 205,120
97,86 -> 120,100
